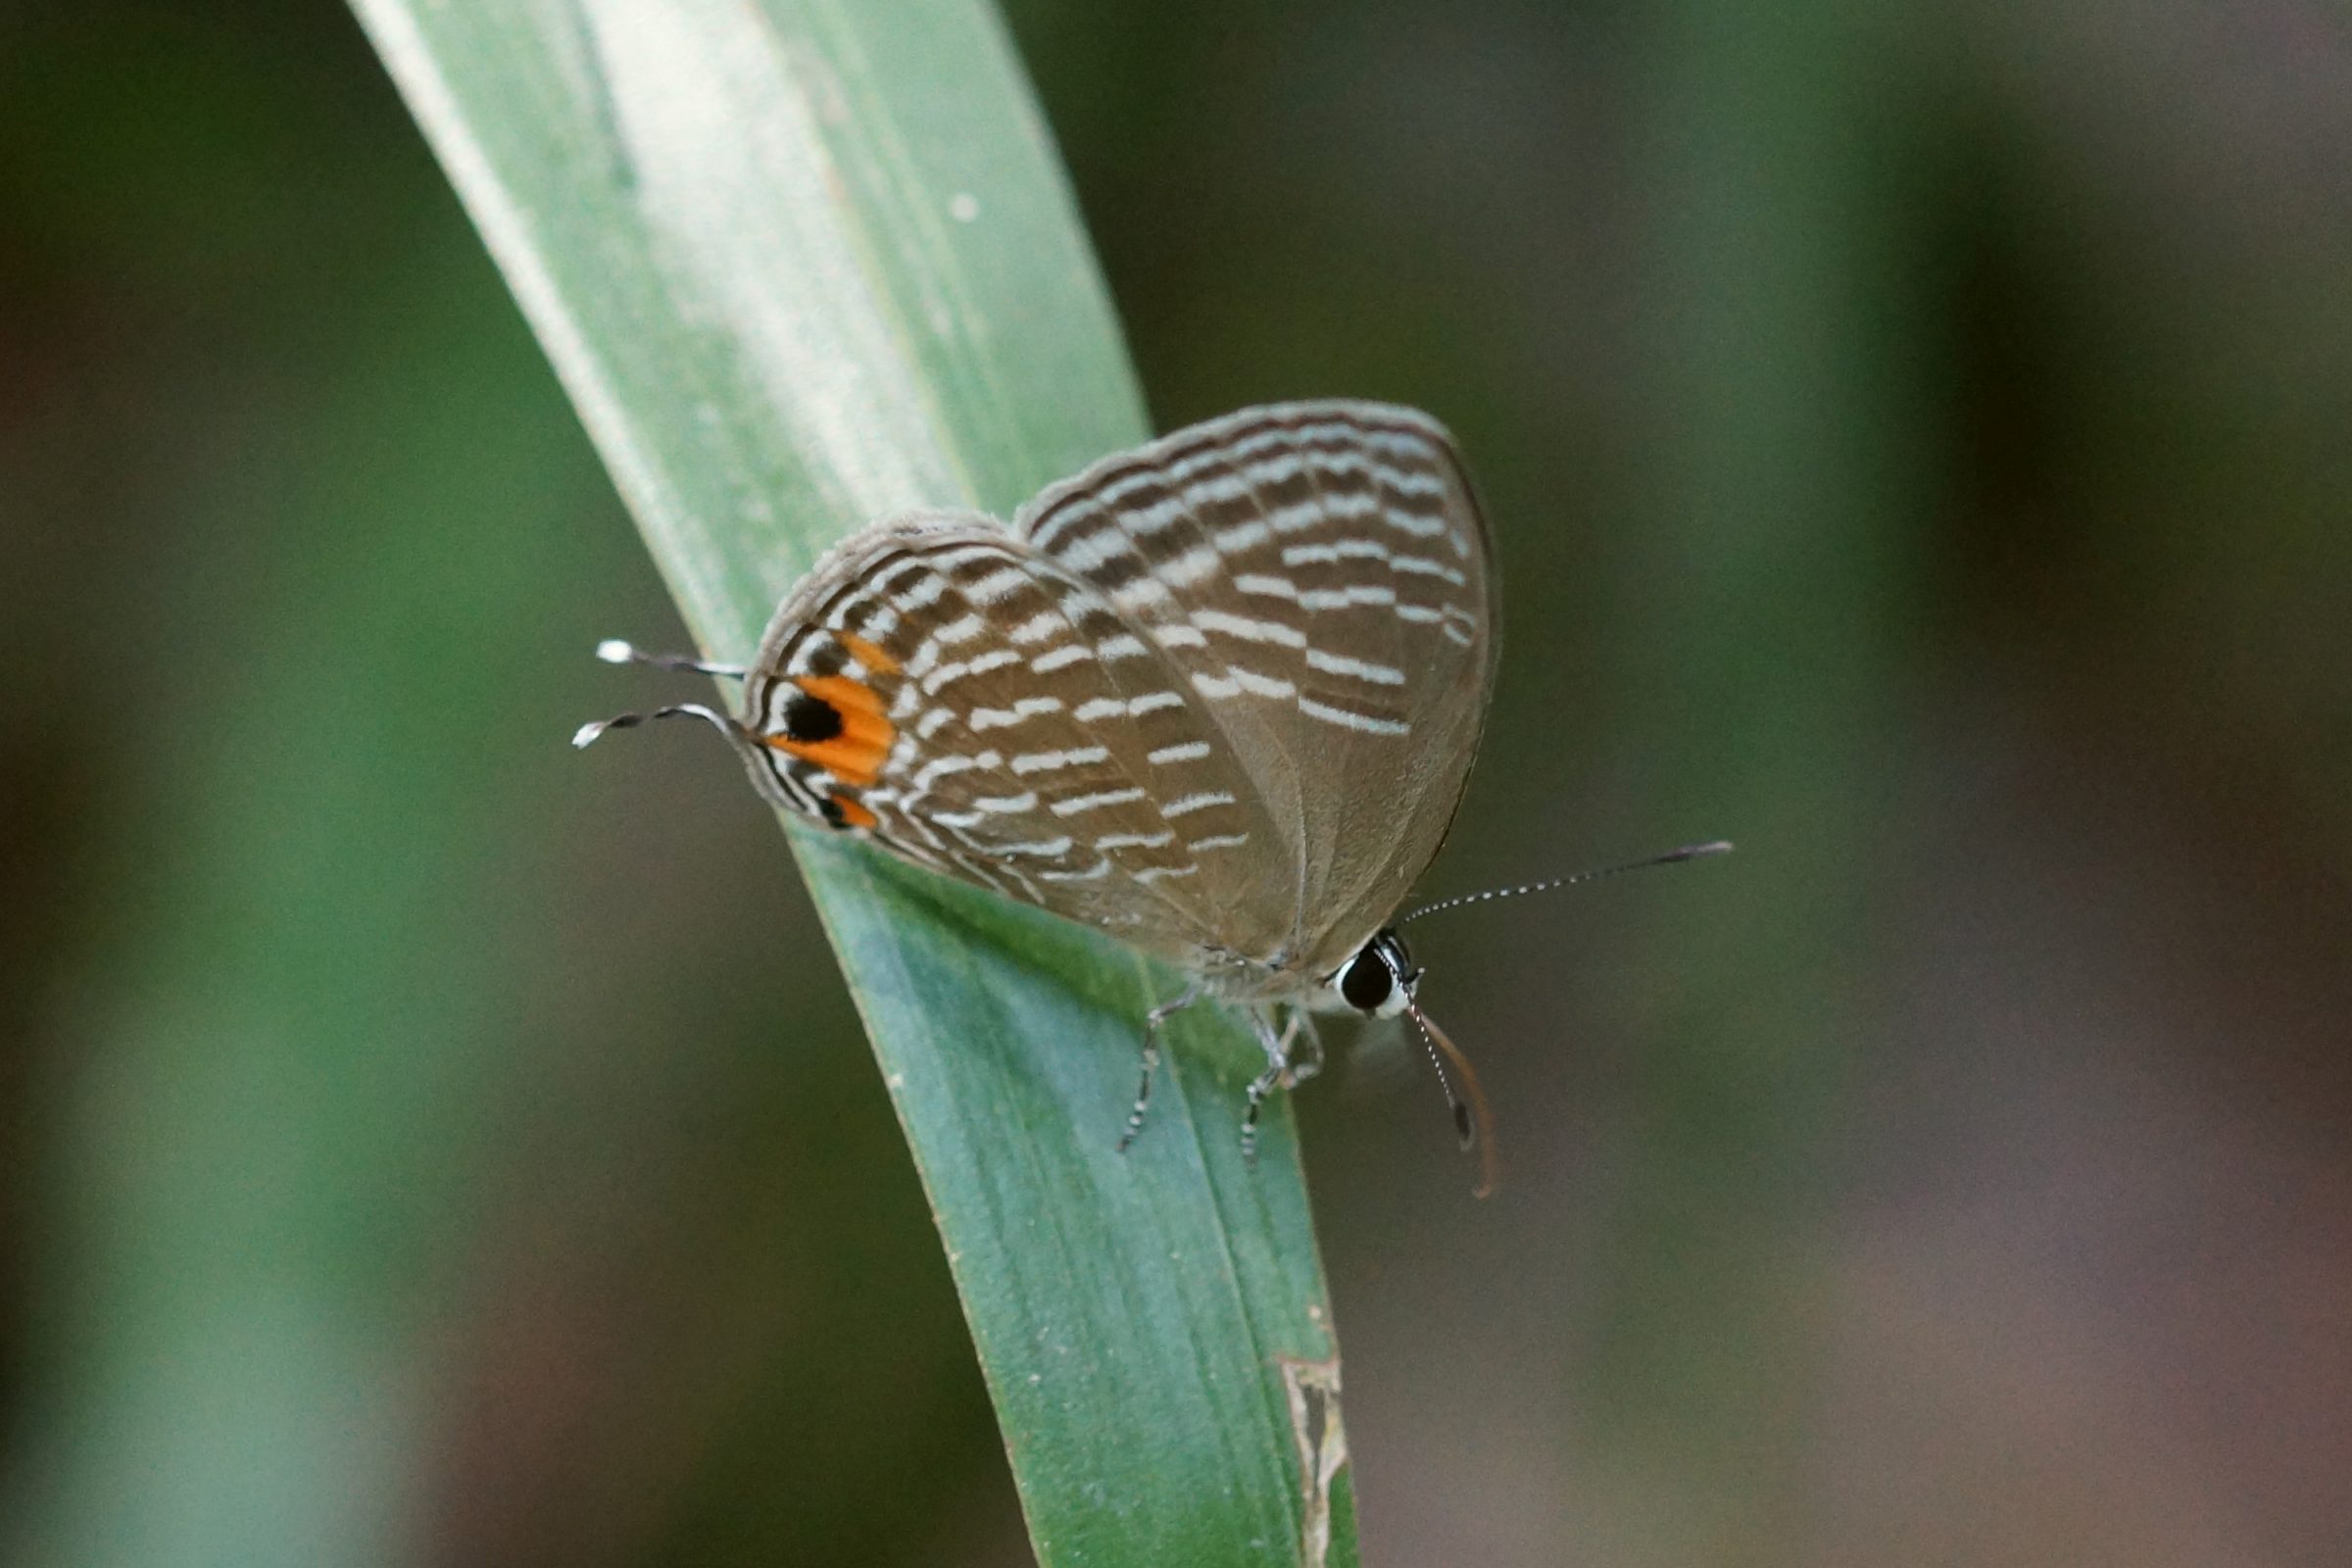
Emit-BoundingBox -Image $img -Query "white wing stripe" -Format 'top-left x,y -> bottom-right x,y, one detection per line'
1235,570 -> 1403,613
967,698 -> 1064,731
880,566 -> 951,610
1054,526 -> 1145,573
961,565 -> 1037,604
1010,746 -> 1111,776
1050,787 -> 1150,817
1191,609 -> 1306,649
912,752 -> 996,786
1157,544 -> 1226,587
1191,667 -> 1298,701
1386,554 -> 1469,585
1110,577 -> 1177,610
1161,791 -> 1237,818
1233,572 -> 1298,601
1300,585 -> 1397,611
994,836 -> 1075,857
972,792 -> 1042,813
1007,610 -> 1065,644
1304,648 -> 1405,685
1095,830 -> 1178,851
921,648 -> 1022,692
1212,520 -> 1271,554
1298,696 -> 1410,735
1232,667 -> 1297,699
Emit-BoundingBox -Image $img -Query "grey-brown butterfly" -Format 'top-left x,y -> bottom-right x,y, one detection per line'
578,400 -> 1724,1194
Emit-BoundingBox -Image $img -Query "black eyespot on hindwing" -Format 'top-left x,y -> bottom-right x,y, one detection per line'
783,691 -> 845,744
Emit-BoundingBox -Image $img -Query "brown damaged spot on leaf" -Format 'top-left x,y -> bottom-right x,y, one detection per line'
1277,1354 -> 1348,1567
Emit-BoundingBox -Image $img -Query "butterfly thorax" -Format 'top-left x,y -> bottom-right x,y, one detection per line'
1189,938 -> 1364,1008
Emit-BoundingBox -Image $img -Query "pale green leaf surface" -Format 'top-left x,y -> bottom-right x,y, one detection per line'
348,3 -> 1355,1561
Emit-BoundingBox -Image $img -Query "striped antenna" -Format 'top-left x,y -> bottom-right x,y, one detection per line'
1397,840 -> 1733,925
596,639 -> 749,679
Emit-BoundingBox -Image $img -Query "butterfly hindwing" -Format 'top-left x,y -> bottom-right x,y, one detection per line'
738,515 -> 1298,973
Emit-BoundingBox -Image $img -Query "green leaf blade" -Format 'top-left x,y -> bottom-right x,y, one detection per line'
349,2 -> 1357,1561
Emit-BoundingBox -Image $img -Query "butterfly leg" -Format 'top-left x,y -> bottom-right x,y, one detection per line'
1281,1007 -> 1325,1088
1116,981 -> 1203,1152
1239,1007 -> 1298,1165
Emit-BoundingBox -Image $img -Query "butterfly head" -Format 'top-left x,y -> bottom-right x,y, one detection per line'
1330,929 -> 1420,1018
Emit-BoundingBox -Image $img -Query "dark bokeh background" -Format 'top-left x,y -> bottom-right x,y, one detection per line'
4,2 -> 2349,1564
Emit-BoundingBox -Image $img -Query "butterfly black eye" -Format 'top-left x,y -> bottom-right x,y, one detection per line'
1339,948 -> 1393,1012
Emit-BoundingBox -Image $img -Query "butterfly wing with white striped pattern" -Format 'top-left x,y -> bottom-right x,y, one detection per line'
595,402 -> 1495,1009
731,513 -> 1305,985
1015,401 -> 1497,984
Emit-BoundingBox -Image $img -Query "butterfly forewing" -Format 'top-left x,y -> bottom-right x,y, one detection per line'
739,514 -> 1298,977
1015,401 -> 1497,979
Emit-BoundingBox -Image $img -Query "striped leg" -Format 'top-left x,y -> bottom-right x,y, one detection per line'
1116,981 -> 1203,1152
1238,1007 -> 1305,1164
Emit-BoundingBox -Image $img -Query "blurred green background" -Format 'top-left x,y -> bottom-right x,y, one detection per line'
4,2 -> 2348,1564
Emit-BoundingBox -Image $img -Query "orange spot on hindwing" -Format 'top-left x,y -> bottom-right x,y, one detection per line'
825,793 -> 878,831
837,632 -> 901,675
795,673 -> 887,718
762,673 -> 894,788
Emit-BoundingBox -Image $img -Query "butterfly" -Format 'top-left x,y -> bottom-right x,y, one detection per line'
578,400 -> 1723,1193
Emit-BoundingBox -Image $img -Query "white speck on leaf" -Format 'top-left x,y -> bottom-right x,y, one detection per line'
948,191 -> 980,222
